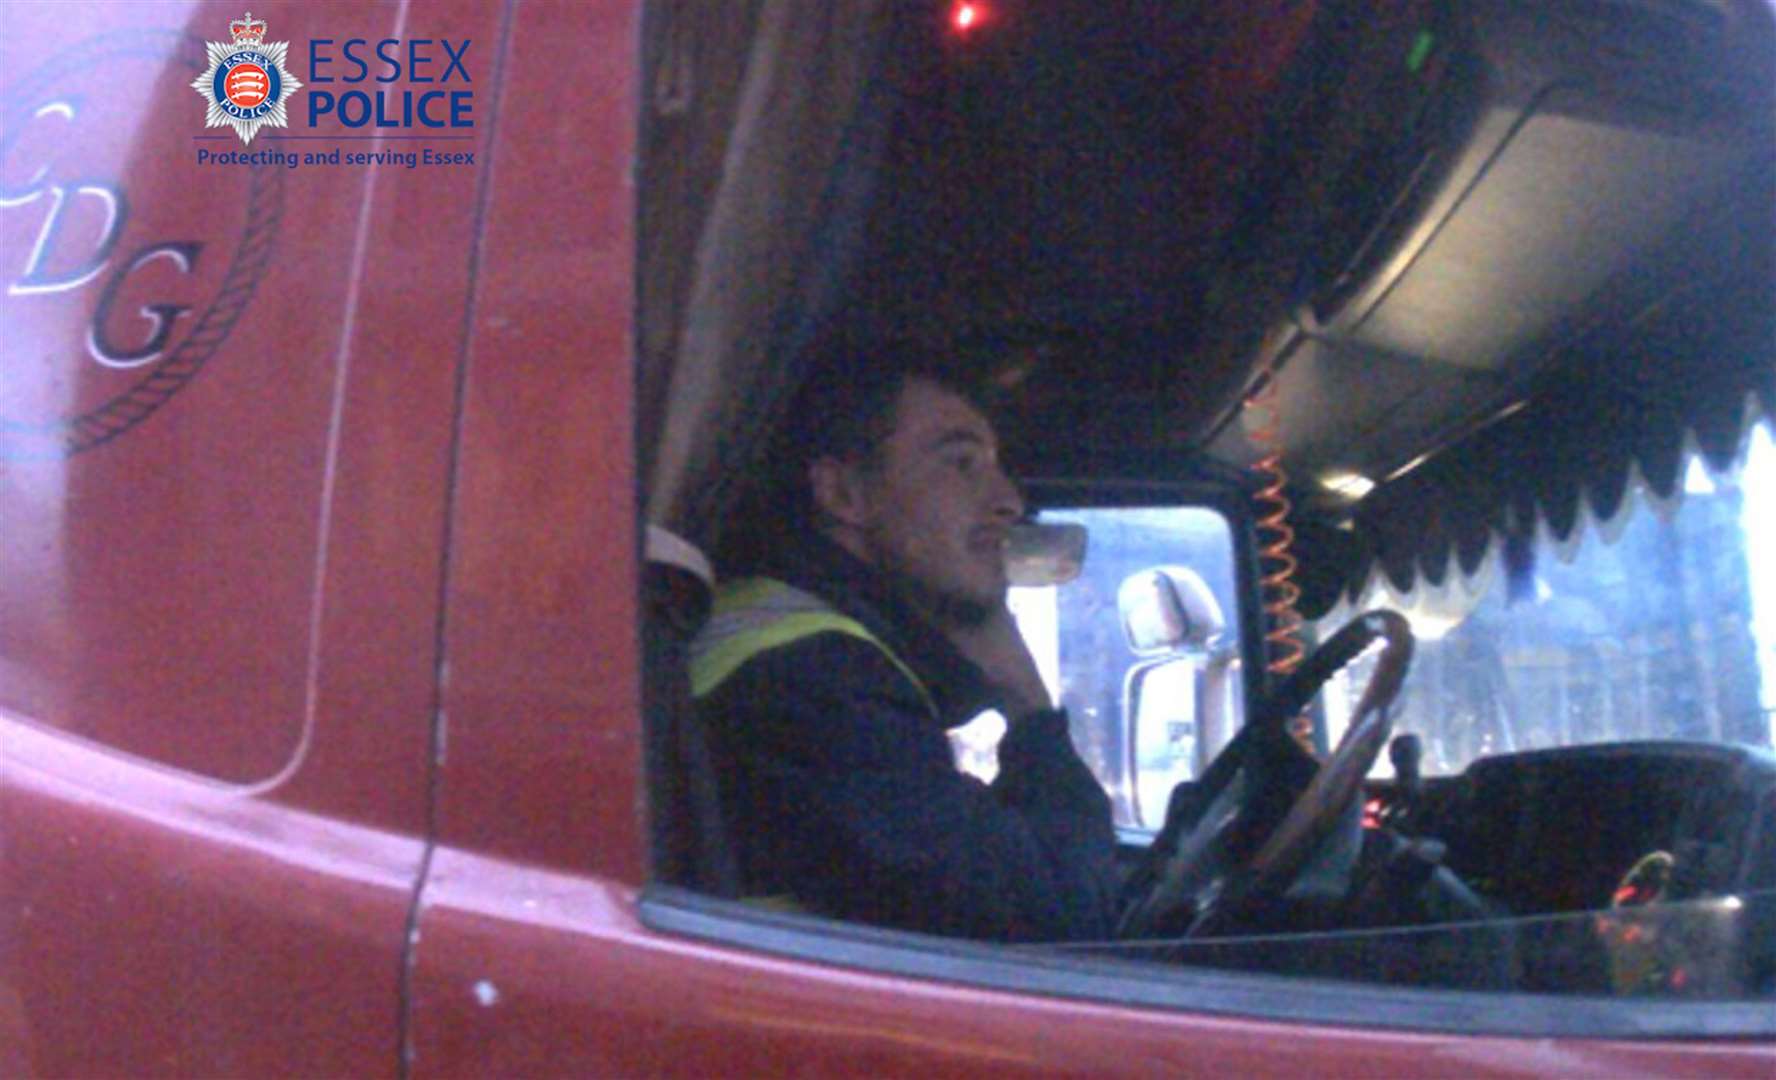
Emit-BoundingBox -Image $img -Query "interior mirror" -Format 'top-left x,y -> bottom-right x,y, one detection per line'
1117,566 -> 1225,656
1005,521 -> 1087,587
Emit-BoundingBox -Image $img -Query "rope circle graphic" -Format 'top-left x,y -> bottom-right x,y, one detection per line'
0,30 -> 284,460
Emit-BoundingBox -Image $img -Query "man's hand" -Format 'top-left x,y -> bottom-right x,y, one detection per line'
944,604 -> 1054,718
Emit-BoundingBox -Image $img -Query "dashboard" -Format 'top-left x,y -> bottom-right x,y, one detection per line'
1410,741 -> 1776,916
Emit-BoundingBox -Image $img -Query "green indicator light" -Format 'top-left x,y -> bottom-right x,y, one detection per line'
1406,29 -> 1435,73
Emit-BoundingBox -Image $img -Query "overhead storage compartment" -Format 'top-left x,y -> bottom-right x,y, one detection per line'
1214,0 -> 1772,503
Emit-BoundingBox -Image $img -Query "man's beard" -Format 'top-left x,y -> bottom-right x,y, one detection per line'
878,553 -> 998,630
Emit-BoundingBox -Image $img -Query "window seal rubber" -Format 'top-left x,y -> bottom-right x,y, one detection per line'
638,885 -> 1775,1040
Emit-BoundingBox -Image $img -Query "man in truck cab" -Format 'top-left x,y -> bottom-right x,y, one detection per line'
690,350 -> 1119,941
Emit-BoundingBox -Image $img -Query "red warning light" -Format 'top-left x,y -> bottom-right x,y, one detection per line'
952,3 -> 983,33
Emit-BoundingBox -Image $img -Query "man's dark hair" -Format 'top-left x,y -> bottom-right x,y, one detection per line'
782,358 -> 923,470
716,340 -> 1007,572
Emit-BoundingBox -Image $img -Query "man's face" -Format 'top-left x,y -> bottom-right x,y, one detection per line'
820,378 -> 1025,625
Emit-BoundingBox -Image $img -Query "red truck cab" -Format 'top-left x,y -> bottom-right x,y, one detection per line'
3,1 -> 1773,1074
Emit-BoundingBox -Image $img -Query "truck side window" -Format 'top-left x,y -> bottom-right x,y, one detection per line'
950,506 -> 1245,832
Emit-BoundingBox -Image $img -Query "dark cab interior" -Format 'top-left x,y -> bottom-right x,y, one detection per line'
638,0 -> 1776,1012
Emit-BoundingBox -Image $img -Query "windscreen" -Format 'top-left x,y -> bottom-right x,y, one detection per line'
1319,422 -> 1776,776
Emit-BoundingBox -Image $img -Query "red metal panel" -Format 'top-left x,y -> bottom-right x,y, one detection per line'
0,725 -> 425,1075
0,0 -> 495,1072
411,858 -> 1776,1077
419,0 -> 643,879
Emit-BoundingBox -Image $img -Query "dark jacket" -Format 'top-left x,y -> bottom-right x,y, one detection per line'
694,535 -> 1118,942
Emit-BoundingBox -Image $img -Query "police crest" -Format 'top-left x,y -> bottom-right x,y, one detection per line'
189,12 -> 302,146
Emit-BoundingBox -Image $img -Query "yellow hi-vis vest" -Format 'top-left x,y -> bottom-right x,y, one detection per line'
688,577 -> 936,719
687,577 -> 938,915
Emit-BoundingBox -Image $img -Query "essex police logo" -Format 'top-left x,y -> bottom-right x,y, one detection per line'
189,12 -> 301,145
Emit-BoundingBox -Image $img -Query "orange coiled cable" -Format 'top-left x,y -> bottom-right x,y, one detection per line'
1243,365 -> 1318,754
1243,368 -> 1307,678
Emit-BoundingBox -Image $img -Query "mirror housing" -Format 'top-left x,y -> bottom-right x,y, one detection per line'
1117,566 -> 1226,657
1118,566 -> 1236,825
1005,521 -> 1088,587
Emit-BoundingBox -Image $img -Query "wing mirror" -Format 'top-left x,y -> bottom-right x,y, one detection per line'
1117,566 -> 1226,656
1117,566 -> 1235,825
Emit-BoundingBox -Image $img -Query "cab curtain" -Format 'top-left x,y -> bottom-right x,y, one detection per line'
1340,162 -> 1776,608
634,0 -> 904,889
637,0 -> 903,560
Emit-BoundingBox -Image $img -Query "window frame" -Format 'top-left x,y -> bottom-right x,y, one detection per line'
638,885 -> 1776,1038
645,473 -> 1776,1037
1022,478 -> 1273,846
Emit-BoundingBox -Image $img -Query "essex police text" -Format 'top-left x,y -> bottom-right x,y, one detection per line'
194,149 -> 472,169
306,38 -> 474,129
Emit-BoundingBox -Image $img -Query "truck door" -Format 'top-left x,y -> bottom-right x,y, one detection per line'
0,2 -> 495,1072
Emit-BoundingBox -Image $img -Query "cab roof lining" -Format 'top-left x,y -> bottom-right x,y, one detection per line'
638,0 -> 1773,585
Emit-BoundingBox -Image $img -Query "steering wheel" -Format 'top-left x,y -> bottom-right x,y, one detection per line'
1118,610 -> 1414,939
